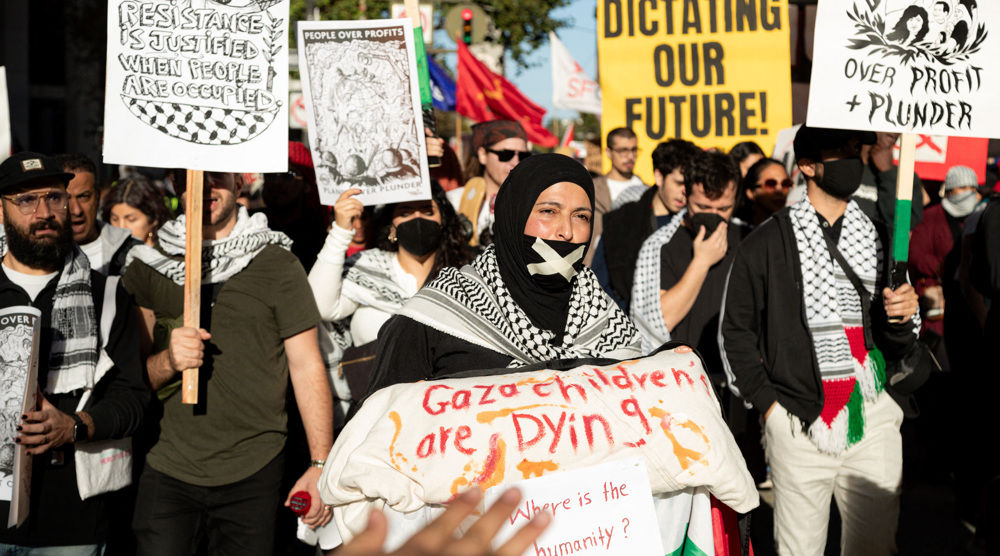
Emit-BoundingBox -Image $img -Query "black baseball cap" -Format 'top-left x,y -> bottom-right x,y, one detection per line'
793,125 -> 877,163
0,152 -> 75,194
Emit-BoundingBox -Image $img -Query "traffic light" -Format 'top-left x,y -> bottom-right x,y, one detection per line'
461,8 -> 473,45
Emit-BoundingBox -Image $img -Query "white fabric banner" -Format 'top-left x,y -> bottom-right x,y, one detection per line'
550,32 -> 602,115
103,0 -> 290,172
807,0 -> 998,138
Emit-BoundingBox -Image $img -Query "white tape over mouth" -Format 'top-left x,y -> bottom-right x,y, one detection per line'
526,237 -> 585,281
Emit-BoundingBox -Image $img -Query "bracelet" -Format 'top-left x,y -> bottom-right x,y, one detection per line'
310,459 -> 326,469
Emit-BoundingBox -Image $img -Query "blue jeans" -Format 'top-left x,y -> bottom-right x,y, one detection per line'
0,544 -> 103,556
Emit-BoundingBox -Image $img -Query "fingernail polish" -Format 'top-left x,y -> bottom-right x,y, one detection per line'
16,426 -> 22,431
15,438 -> 21,444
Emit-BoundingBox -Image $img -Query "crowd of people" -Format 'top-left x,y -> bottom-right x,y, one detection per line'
0,116 -> 997,556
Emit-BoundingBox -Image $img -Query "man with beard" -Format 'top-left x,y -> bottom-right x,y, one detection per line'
54,153 -> 142,276
123,171 -> 334,556
0,152 -> 148,554
657,151 -> 748,372
720,126 -> 921,555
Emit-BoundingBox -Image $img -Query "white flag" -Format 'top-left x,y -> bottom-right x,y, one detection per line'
550,32 -> 601,115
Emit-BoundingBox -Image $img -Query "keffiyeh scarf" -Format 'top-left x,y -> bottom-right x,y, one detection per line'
400,246 -> 641,366
341,249 -> 409,315
791,197 -> 886,454
0,233 -> 98,394
630,209 -> 685,354
125,206 -> 292,285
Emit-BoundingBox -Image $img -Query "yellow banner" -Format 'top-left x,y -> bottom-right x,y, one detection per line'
598,0 -> 792,179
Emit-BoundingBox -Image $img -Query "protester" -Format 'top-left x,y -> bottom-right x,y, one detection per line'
586,127 -> 648,265
592,138 -> 702,312
448,121 -> 529,247
367,152 -> 641,390
721,125 -> 922,555
123,171 -> 334,556
100,175 -> 173,247
657,151 -> 748,373
729,141 -> 766,177
740,158 -> 791,227
0,152 -> 148,554
55,153 -> 142,276
308,181 -> 473,420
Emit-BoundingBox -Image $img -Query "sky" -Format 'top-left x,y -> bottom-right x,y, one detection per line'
433,0 -> 598,126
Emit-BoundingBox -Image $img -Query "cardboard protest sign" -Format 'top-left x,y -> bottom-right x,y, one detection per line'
807,0 -> 998,138
892,134 -> 989,183
485,458 -> 664,556
0,67 -> 9,160
103,0 -> 290,172
297,20 -> 431,206
597,0 -> 793,179
0,307 -> 42,527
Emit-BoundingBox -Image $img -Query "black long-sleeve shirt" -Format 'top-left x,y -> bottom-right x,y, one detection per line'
0,268 -> 148,547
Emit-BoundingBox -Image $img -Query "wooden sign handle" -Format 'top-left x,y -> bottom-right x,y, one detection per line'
888,134 -> 916,323
183,169 -> 204,404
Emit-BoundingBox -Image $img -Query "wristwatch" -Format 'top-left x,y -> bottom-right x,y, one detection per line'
71,414 -> 88,442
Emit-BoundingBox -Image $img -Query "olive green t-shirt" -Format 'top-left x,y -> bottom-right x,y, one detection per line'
124,245 -> 320,486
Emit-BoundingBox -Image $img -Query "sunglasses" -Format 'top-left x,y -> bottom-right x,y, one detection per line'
757,178 -> 793,190
487,149 -> 532,163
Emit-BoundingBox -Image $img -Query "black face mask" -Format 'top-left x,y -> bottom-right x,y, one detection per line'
521,235 -> 587,291
394,218 -> 442,257
817,157 -> 864,199
689,212 -> 726,236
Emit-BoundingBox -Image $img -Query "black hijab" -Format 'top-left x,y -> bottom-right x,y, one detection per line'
492,153 -> 595,335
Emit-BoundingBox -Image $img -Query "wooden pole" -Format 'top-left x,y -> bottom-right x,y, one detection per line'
455,113 -> 463,163
888,133 -> 916,322
182,169 -> 203,404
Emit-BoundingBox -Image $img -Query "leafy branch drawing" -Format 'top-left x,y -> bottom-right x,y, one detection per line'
845,3 -> 932,65
262,9 -> 285,92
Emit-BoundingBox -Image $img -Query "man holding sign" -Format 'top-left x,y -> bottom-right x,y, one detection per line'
123,172 -> 333,556
721,126 -> 921,555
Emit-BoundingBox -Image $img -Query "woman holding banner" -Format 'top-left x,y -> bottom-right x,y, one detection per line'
364,153 -> 642,393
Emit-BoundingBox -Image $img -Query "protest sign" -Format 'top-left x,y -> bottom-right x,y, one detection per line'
807,0 -> 998,138
597,0 -> 793,179
0,307 -> 42,527
297,19 -> 431,206
103,0 -> 290,172
0,67 -> 9,161
485,458 -> 664,556
892,135 -> 989,183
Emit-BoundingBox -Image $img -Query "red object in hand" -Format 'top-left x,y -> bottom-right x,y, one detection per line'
289,491 -> 311,516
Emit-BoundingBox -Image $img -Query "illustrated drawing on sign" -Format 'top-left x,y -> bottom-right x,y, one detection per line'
116,0 -> 286,146
297,20 -> 430,206
808,0 -> 995,138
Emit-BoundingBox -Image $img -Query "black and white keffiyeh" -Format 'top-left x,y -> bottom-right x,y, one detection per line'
0,233 -> 100,394
342,249 -> 409,315
630,209 -> 685,353
125,206 -> 292,285
400,246 -> 641,366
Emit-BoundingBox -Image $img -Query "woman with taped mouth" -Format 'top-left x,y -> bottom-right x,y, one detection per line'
363,153 -> 642,396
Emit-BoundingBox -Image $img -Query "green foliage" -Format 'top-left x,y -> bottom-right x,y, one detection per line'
289,0 -> 570,70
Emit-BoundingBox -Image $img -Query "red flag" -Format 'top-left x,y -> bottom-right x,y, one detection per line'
560,122 -> 575,148
456,41 -> 558,148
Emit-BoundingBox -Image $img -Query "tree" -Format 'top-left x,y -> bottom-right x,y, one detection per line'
289,0 -> 570,70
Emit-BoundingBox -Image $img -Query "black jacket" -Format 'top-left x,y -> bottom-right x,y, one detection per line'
602,186 -> 659,303
720,207 -> 918,425
0,266 -> 148,547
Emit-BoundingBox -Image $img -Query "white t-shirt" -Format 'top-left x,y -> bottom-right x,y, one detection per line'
3,265 -> 58,301
606,175 -> 645,203
79,238 -> 106,274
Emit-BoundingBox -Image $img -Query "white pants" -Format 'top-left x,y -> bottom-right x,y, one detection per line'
764,392 -> 903,556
